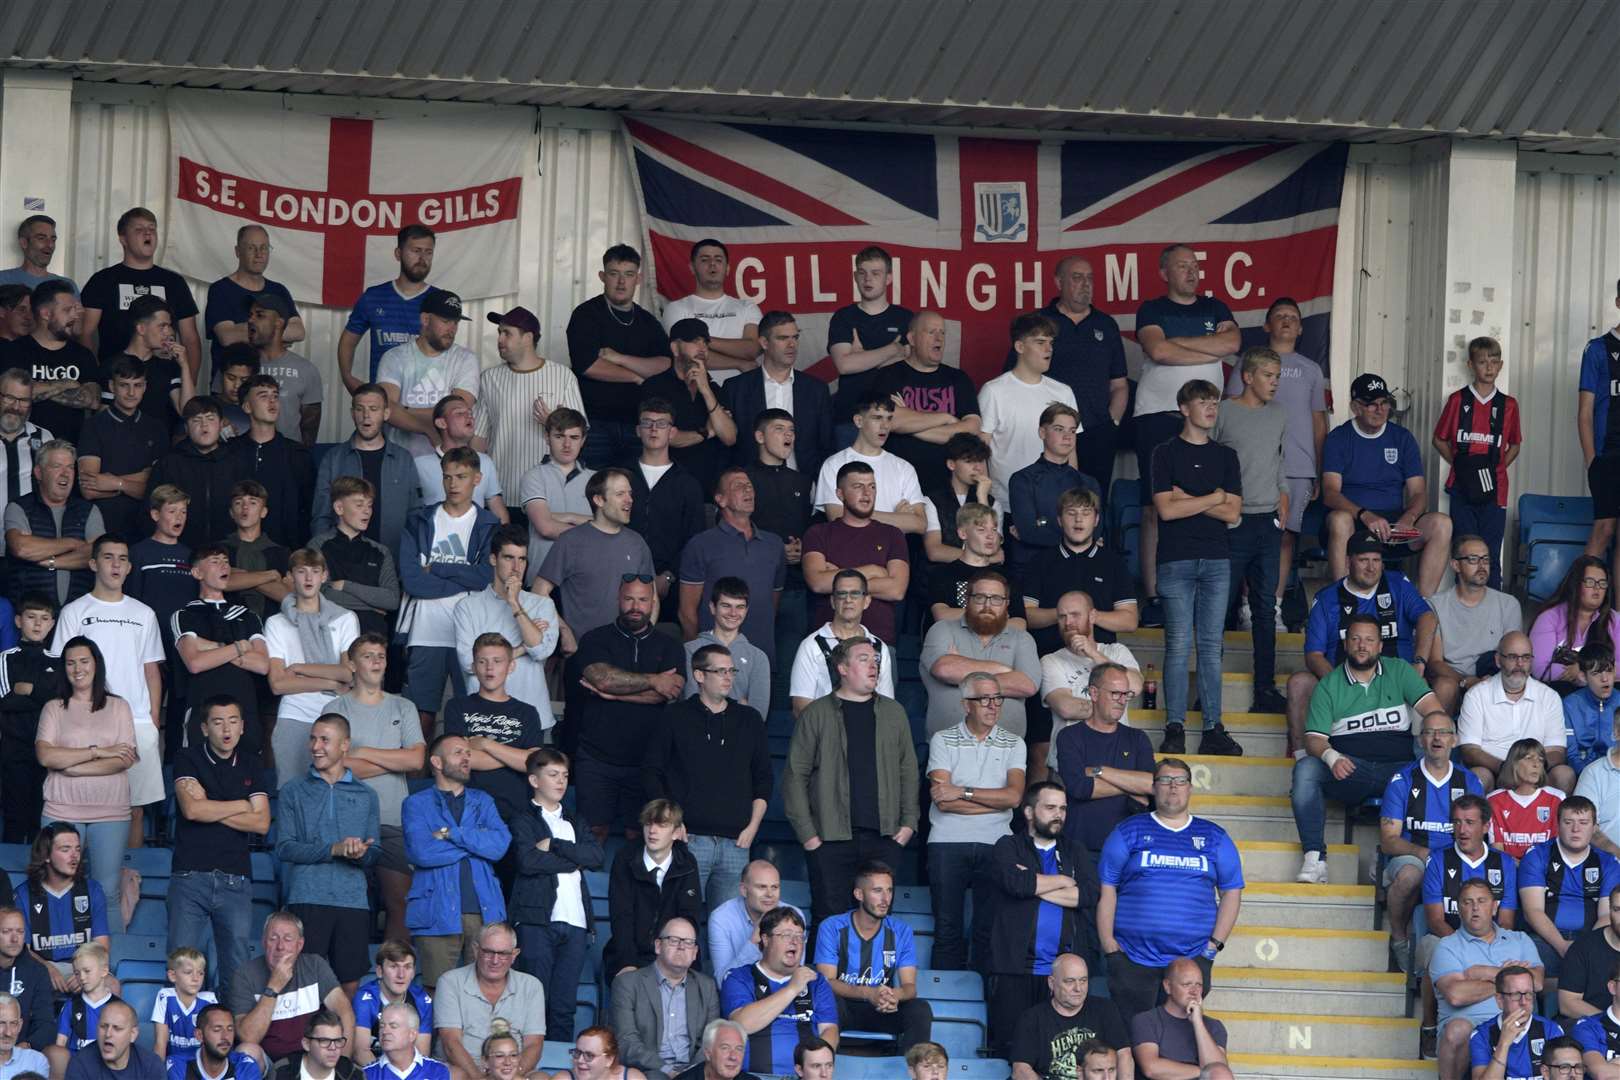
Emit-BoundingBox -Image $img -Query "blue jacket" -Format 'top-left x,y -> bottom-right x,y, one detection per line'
398,503 -> 499,603
311,438 -> 422,557
401,784 -> 511,936
274,769 -> 381,909
1565,686 -> 1620,773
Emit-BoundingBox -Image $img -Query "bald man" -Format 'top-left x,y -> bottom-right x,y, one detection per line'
867,311 -> 982,487
66,999 -> 165,1080
708,859 -> 805,983
1457,631 -> 1573,792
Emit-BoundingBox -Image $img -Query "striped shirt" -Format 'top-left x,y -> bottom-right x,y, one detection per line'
926,721 -> 1027,843
473,362 -> 585,492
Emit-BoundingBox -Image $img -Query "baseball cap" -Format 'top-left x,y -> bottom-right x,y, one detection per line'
249,292 -> 293,320
668,317 -> 711,344
1351,373 -> 1394,404
486,306 -> 541,339
421,289 -> 471,322
1345,529 -> 1385,557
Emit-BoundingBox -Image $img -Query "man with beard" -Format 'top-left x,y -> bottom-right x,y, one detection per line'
472,305 -> 583,489
1424,536 -> 1525,714
205,225 -> 303,389
339,226 -> 435,393
1292,613 -> 1447,885
0,370 -> 49,524
1009,954 -> 1130,1080
722,312 -> 834,482
0,216 -> 73,293
784,639 -> 918,925
812,861 -> 931,1052
571,578 -> 685,841
1,281 -> 98,443
311,385 -> 422,561
535,468 -> 653,641
868,311 -> 980,487
180,1004 -> 264,1080
1459,632 -> 1572,791
65,1000 -> 164,1080
637,320 -> 738,492
986,783 -> 1098,1058
5,440 -> 103,609
659,240 -> 762,385
920,570 -> 1040,738
565,244 -> 672,470
245,292 -> 321,446
78,208 -> 201,382
802,462 -> 910,646
719,908 -> 838,1077
376,290 -> 479,458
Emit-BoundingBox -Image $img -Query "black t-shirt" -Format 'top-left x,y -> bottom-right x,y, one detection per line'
869,362 -> 980,487
842,697 -> 881,832
569,622 -> 686,765
929,559 -> 1027,621
638,369 -> 727,490
356,449 -> 385,541
223,536 -> 290,621
127,538 -> 196,645
1562,928 -> 1620,1012
173,598 -> 266,750
827,303 -> 914,421
79,264 -> 200,362
172,741 -> 266,876
1010,998 -> 1128,1080
101,353 -> 184,435
440,693 -> 545,822
1,336 -> 102,443
1150,435 -> 1242,564
1024,542 -> 1136,651
315,530 -> 391,637
565,297 -> 671,424
77,406 -> 169,536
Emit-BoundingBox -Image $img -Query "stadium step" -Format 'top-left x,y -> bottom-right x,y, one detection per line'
1232,841 -> 1360,884
1227,1052 -> 1432,1079
1134,713 -> 1287,756
1217,1010 -> 1419,1059
1195,795 -> 1379,852
1209,968 -> 1407,1018
1174,754 -> 1295,797
1118,628 -> 1307,674
1224,925 -> 1390,972
1238,883 -> 1377,930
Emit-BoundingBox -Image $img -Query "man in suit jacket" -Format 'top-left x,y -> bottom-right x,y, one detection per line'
612,916 -> 721,1079
722,311 -> 833,482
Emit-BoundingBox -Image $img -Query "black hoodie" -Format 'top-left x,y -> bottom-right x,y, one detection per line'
150,440 -> 250,548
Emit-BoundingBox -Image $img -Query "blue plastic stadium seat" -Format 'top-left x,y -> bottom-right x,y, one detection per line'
122,982 -> 160,1048
127,900 -> 167,936
110,934 -> 166,969
250,851 -> 277,883
899,912 -> 935,934
917,969 -> 983,1000
949,1060 -> 1011,1080
834,1058 -> 908,1080
891,885 -> 930,914
779,880 -> 811,910
0,844 -> 29,875
1518,494 -> 1593,547
115,959 -> 170,984
933,1024 -> 983,1060
1527,539 -> 1585,602
538,1042 -> 573,1071
123,848 -> 173,878
912,934 -> 933,970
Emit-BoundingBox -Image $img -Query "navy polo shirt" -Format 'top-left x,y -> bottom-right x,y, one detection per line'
1004,303 -> 1127,431
678,519 -> 787,665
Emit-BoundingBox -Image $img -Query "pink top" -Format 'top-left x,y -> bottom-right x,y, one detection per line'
36,695 -> 136,823
1528,605 -> 1620,682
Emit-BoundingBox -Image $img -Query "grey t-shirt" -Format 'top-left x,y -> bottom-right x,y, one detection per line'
918,619 -> 1042,738
1426,587 -> 1524,676
258,350 -> 324,442
327,690 -> 424,827
536,521 -> 653,639
1226,350 -> 1326,479
1129,1005 -> 1228,1066
682,629 -> 771,713
518,459 -> 595,583
2,501 -> 106,603
1213,398 -> 1289,515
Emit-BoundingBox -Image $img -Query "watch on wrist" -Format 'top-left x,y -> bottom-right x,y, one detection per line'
964,788 -> 975,802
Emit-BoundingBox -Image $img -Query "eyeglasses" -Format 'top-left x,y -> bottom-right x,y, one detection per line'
622,573 -> 654,584
699,667 -> 738,676
309,1037 -> 348,1049
768,931 -> 806,944
659,935 -> 699,949
1584,578 -> 1610,589
832,590 -> 867,601
1100,689 -> 1134,699
1498,652 -> 1534,664
638,419 -> 673,431
0,393 -> 29,407
1499,989 -> 1535,999
1546,1064 -> 1583,1076
569,1051 -> 601,1063
1154,777 -> 1192,788
478,946 -> 519,958
967,593 -> 1008,606
1454,554 -> 1490,566
967,695 -> 1005,707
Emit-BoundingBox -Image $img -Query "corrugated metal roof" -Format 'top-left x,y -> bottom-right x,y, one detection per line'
4,0 -> 1618,149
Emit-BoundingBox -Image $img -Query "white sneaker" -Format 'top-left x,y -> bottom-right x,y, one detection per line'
1237,599 -> 1253,631
1296,851 -> 1328,884
1274,604 -> 1288,633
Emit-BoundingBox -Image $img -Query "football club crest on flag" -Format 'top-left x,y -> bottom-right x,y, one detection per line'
974,182 -> 1029,242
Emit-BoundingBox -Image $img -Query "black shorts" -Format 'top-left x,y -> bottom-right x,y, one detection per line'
289,904 -> 372,983
1134,411 -> 1184,492
1591,453 -> 1620,520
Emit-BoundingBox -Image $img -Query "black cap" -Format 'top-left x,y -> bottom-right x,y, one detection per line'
1346,529 -> 1384,557
249,291 -> 293,320
421,289 -> 471,322
668,317 -> 711,344
1351,373 -> 1394,404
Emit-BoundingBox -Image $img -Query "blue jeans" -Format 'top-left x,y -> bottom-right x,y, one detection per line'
1157,558 -> 1231,729
1228,514 -> 1283,684
167,870 -> 253,994
44,817 -> 127,934
1291,754 -> 1406,855
926,841 -> 995,972
519,922 -> 588,1041
582,420 -> 642,470
1450,500 -> 1507,590
686,834 -> 753,912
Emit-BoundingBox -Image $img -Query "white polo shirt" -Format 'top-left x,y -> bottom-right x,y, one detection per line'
1457,673 -> 1566,760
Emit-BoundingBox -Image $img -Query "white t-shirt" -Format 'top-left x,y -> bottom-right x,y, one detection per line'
789,622 -> 897,703
540,801 -> 588,928
376,339 -> 481,456
414,449 -> 504,510
408,505 -> 480,647
661,293 -> 763,385
1040,642 -> 1141,766
263,610 -> 362,724
639,461 -> 674,489
813,447 -> 924,513
978,372 -> 1080,507
50,594 -> 165,725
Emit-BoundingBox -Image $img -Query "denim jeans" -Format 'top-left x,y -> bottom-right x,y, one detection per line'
686,834 -> 753,912
1228,514 -> 1283,684
166,870 -> 253,994
519,921 -> 588,1042
1157,558 -> 1231,729
1450,500 -> 1507,590
582,420 -> 643,470
43,817 -> 127,934
926,842 -> 996,972
1290,753 -> 1406,855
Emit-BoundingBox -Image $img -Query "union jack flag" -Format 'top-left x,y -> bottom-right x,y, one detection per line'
625,116 -> 1347,386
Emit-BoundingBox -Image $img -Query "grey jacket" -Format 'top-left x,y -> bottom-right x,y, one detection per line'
311,437 -> 421,557
610,964 -> 720,1079
783,692 -> 919,844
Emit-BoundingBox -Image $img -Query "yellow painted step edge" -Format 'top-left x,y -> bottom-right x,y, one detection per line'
1123,629 -> 1306,645
1243,882 -> 1375,898
1227,925 -> 1389,941
1229,1053 -> 1427,1069
1235,840 -> 1357,853
1217,968 -> 1404,985
1219,1010 -> 1418,1027
1161,754 -> 1298,765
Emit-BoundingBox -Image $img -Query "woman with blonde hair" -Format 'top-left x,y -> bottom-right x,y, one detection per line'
1488,738 -> 1564,859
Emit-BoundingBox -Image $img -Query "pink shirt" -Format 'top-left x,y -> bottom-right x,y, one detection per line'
1528,605 -> 1620,682
37,695 -> 136,823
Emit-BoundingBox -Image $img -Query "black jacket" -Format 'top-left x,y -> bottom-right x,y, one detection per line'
0,641 -> 58,743
232,432 -> 315,548
0,950 -> 60,1048
150,440 -> 251,548
271,1055 -> 363,1080
509,800 -> 604,928
643,696 -> 773,840
988,831 -> 1100,976
627,460 -> 705,576
604,840 -> 703,974
721,368 -> 835,483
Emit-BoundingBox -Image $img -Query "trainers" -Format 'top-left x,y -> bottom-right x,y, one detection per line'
1274,605 -> 1289,633
1159,725 -> 1186,755
1419,1027 -> 1437,1059
1199,725 -> 1244,756
1390,938 -> 1413,976
1237,599 -> 1253,631
1140,598 -> 1164,628
1252,685 -> 1288,715
1296,851 -> 1328,884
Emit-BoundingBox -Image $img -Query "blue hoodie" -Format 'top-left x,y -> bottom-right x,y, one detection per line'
1565,684 -> 1620,773
397,502 -> 499,614
275,767 -> 381,909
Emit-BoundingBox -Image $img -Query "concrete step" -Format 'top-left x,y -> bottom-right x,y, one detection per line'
1210,968 -> 1408,1018
1120,628 -> 1307,674
1239,882 -> 1377,930
1228,1053 -> 1431,1079
1226,924 -> 1390,972
1218,1010 -> 1419,1059
1176,753 -> 1294,797
1135,713 -> 1288,755
1234,840 -> 1360,884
